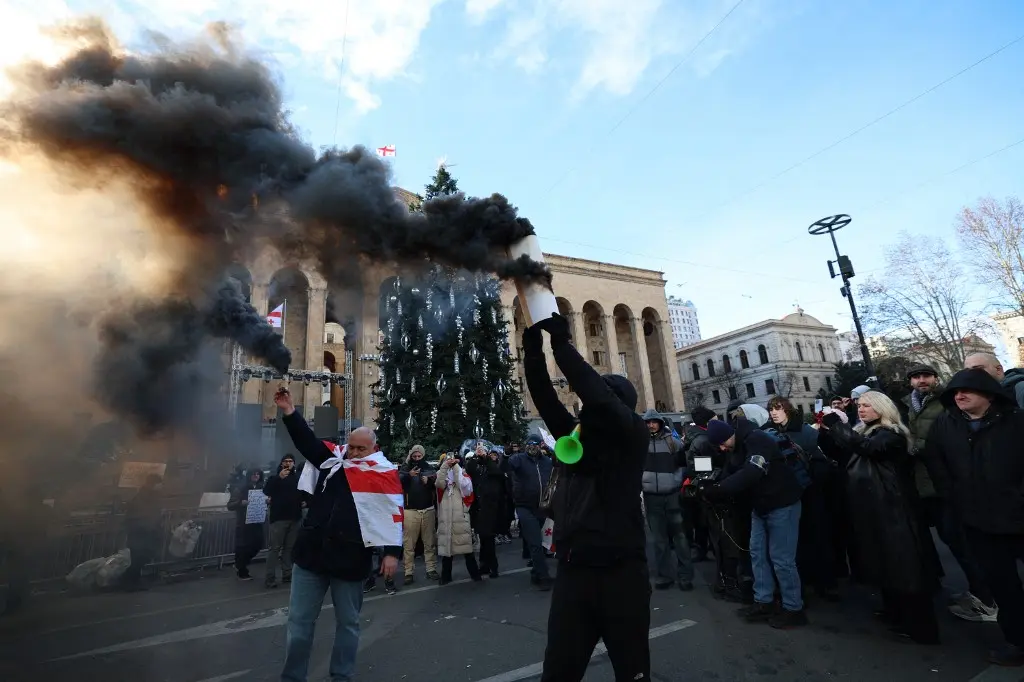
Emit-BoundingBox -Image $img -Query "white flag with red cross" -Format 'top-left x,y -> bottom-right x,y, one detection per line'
375,144 -> 396,157
542,518 -> 555,552
267,302 -> 285,329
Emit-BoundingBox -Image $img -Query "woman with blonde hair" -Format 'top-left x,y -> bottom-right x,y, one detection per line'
821,390 -> 939,644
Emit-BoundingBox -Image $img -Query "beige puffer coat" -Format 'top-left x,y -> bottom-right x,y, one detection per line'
435,459 -> 474,557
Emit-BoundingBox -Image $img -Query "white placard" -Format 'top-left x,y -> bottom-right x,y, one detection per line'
245,489 -> 267,524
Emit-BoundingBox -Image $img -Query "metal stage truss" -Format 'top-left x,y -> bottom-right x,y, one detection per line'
227,345 -> 355,437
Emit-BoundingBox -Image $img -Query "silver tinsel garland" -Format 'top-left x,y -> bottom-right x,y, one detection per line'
455,315 -> 464,346
459,386 -> 467,417
430,405 -> 438,433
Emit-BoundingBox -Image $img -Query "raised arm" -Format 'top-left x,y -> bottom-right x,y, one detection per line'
549,333 -> 635,432
281,411 -> 335,466
522,325 -> 577,438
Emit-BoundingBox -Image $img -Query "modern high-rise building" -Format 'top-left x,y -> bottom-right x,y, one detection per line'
667,296 -> 702,349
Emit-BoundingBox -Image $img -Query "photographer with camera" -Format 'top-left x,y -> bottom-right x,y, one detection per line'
699,417 -> 807,629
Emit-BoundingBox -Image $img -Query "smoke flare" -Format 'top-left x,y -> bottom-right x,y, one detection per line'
0,18 -> 549,440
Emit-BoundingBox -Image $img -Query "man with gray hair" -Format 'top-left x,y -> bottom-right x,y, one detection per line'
274,387 -> 400,682
965,353 -> 1024,408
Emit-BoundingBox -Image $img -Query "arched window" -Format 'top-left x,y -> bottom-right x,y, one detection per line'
818,343 -> 826,362
795,341 -> 804,361
757,344 -> 769,364
739,349 -> 749,369
691,362 -> 700,381
722,354 -> 732,373
706,359 -> 716,377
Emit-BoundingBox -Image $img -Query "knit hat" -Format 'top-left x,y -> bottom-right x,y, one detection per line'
906,364 -> 939,380
705,420 -> 735,447
408,444 -> 426,457
691,406 -> 716,428
850,385 -> 871,400
525,434 -> 543,446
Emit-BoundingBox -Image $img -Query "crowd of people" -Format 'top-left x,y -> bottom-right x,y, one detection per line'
213,340 -> 1024,681
675,351 -> 1024,667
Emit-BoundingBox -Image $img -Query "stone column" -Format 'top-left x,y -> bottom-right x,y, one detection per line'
603,314 -> 620,373
242,282 -> 270,405
355,288 -> 381,429
657,320 -> 685,412
302,287 -> 328,418
568,311 -> 587,354
630,316 -> 655,412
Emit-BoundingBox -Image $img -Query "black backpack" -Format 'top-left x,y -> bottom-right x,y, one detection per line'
761,428 -> 812,490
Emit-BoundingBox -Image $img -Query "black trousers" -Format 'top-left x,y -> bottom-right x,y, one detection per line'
541,559 -> 651,682
124,533 -> 159,585
478,535 -> 498,573
881,589 -> 939,643
682,495 -> 708,555
922,498 -> 994,604
965,528 -> 1024,647
441,554 -> 481,581
797,475 -> 838,591
234,524 -> 265,575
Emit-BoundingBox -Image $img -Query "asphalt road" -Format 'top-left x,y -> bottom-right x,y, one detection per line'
0,543 -> 1021,682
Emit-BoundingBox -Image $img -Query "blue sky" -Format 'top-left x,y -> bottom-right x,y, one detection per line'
5,0 -> 1024,344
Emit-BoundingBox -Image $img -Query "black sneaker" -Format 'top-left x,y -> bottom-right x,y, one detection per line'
384,579 -> 398,596
769,609 -> 808,629
989,645 -> 1024,667
654,580 -> 674,590
535,576 -> 553,591
237,572 -> 253,581
738,602 -> 776,623
363,580 -> 376,593
489,570 -> 500,579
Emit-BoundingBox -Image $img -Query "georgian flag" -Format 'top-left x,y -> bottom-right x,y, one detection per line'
297,443 -> 404,548
267,302 -> 285,329
375,144 -> 396,157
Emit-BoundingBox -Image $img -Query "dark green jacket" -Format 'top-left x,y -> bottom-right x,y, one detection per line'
903,387 -> 944,498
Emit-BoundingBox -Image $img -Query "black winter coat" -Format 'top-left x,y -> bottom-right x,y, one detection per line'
467,457 -> 513,536
828,421 -> 937,593
282,411 -> 401,580
524,331 -> 648,567
922,368 -> 1024,535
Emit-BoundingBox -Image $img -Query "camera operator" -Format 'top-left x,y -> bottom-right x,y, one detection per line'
699,417 -> 807,628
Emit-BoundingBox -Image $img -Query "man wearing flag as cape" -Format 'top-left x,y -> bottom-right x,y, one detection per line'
273,386 -> 402,682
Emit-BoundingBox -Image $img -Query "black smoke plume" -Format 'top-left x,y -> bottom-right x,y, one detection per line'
0,19 -> 550,434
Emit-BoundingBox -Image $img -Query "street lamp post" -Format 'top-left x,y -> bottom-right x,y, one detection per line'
808,214 -> 876,380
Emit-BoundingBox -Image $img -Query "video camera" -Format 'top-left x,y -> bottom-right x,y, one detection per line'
682,456 -> 722,498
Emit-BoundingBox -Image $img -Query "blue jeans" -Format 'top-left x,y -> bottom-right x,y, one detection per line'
281,564 -> 364,682
750,501 -> 803,612
516,506 -> 550,580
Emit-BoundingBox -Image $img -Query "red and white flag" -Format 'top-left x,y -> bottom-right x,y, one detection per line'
298,443 -> 403,547
375,144 -> 396,157
267,302 -> 284,329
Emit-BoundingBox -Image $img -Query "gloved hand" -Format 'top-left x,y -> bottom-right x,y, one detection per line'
821,411 -> 842,429
533,313 -> 572,346
522,325 -> 543,356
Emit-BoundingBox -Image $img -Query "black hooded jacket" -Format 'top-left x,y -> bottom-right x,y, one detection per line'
922,368 -> 1024,535
707,418 -> 804,514
523,330 -> 649,567
227,471 -> 266,530
262,456 -> 303,523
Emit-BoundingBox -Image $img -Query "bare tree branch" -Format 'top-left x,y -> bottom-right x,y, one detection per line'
858,232 -> 990,372
956,195 -> 1024,315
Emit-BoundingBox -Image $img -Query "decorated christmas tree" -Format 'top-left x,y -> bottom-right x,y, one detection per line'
373,166 -> 527,457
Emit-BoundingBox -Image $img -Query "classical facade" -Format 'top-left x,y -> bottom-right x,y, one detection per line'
676,309 -> 843,415
993,311 -> 1024,367
667,296 -> 701,348
229,188 -> 683,431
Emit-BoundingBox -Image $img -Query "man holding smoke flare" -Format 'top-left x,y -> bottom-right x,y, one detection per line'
523,313 -> 652,682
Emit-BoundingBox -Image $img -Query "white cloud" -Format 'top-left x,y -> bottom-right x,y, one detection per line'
465,0 -> 506,24
480,0 -> 754,99
0,0 -> 446,112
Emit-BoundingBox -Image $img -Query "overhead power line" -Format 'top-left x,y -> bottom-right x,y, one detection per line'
687,32 -> 1024,223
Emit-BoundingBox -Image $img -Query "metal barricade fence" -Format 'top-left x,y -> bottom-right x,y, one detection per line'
2,507 -> 267,586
